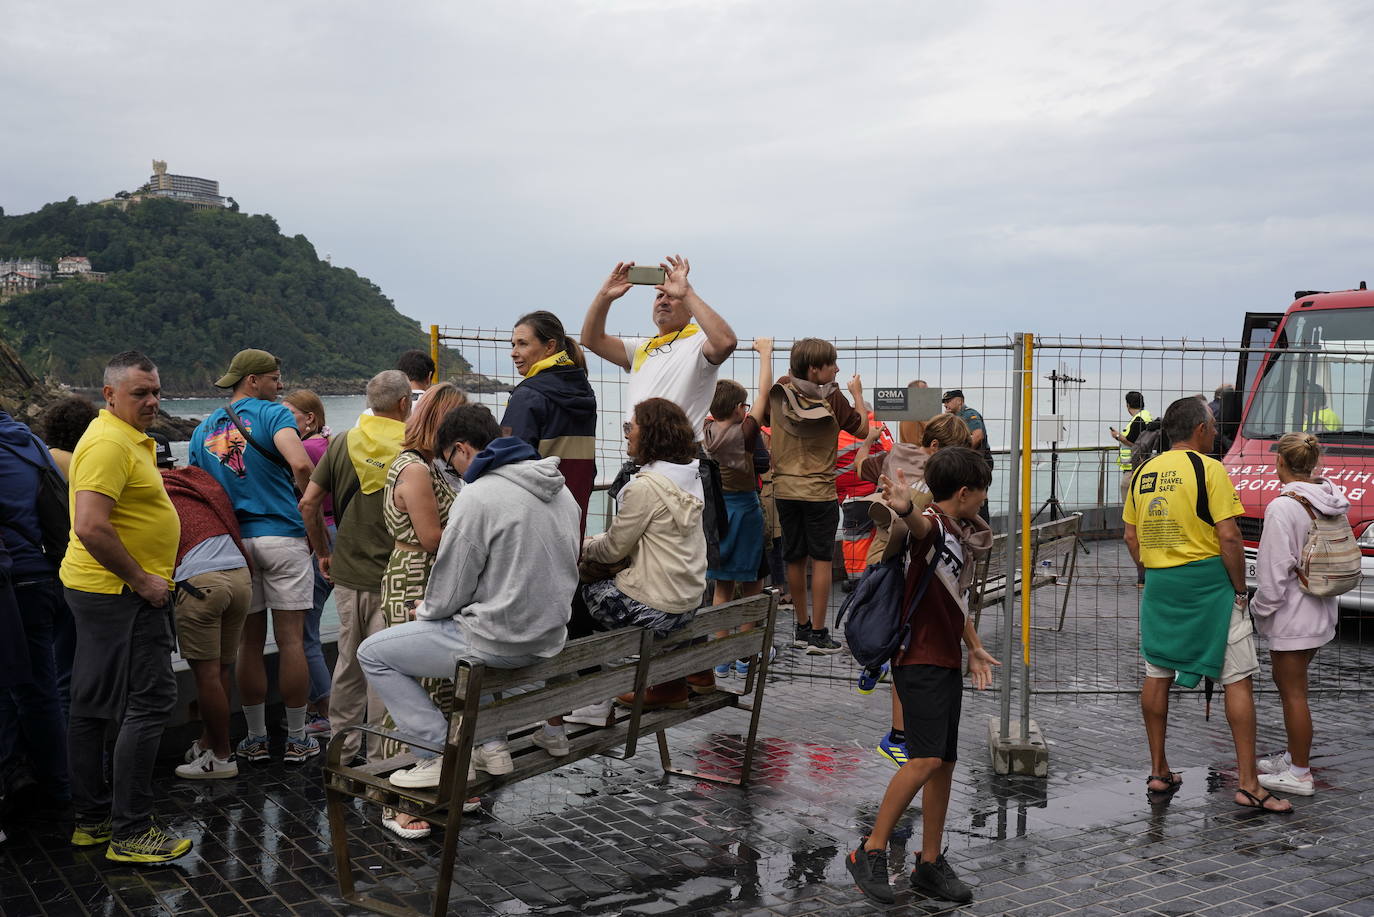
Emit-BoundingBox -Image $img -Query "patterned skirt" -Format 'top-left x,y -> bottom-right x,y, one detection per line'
377,545 -> 454,761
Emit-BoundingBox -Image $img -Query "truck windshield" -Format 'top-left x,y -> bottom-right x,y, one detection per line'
1243,306 -> 1374,440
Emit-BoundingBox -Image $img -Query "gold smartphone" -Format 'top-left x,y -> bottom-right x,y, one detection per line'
627,265 -> 665,285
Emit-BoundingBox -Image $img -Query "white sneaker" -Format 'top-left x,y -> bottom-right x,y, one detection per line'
563,701 -> 614,728
1258,769 -> 1315,796
183,739 -> 206,764
390,756 -> 445,788
1257,753 -> 1290,775
472,741 -> 514,775
532,729 -> 571,757
175,748 -> 238,780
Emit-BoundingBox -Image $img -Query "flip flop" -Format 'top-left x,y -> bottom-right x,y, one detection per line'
1235,787 -> 1293,814
1146,772 -> 1183,793
381,815 -> 432,839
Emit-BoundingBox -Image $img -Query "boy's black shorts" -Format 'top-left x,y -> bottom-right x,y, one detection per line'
892,664 -> 962,762
776,498 -> 839,562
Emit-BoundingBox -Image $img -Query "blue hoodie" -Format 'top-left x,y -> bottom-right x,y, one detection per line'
0,411 -> 60,577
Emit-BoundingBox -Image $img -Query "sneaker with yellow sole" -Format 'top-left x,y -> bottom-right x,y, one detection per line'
105,824 -> 193,864
71,818 -> 113,847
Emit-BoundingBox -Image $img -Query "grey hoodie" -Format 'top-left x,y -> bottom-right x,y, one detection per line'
1250,479 -> 1349,651
418,456 -> 580,659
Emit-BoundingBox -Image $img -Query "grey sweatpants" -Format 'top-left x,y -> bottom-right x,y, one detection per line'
65,588 -> 177,838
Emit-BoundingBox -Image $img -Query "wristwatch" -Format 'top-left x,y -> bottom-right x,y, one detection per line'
896,504 -> 915,519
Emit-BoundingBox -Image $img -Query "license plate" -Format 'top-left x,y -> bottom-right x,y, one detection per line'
1246,561 -> 1257,580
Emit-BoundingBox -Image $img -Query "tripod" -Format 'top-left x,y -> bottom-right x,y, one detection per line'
1032,369 -> 1084,523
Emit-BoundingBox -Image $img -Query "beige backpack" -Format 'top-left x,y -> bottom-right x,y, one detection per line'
1283,492 -> 1362,597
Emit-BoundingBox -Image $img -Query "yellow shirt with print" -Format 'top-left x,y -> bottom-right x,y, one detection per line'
59,409 -> 180,594
1122,449 -> 1242,569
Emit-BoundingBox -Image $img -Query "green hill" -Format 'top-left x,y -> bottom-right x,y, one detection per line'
0,197 -> 468,391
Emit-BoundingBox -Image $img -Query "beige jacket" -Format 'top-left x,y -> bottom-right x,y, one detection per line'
583,467 -> 706,614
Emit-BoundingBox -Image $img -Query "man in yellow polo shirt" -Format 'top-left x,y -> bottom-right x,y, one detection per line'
1123,396 -> 1291,814
60,351 -> 193,864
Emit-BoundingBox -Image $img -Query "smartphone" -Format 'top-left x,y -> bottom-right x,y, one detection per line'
627,265 -> 666,285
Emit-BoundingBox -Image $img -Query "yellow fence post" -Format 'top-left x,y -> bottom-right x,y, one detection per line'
1021,333 -> 1035,665
430,324 -> 440,383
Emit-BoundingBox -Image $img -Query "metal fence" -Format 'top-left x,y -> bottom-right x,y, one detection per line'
434,326 -> 1374,715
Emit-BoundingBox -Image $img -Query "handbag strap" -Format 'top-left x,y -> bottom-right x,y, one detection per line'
894,510 -> 952,656
223,401 -> 291,471
1281,491 -> 1319,520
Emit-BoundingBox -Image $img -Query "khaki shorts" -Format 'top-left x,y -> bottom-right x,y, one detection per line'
174,567 -> 253,663
243,536 -> 314,612
1145,599 -> 1260,686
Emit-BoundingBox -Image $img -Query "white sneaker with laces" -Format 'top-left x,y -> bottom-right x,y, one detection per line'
1258,768 -> 1315,796
183,739 -> 206,764
533,729 -> 571,757
175,748 -> 238,780
472,741 -> 514,775
390,756 -> 445,788
1257,753 -> 1290,775
563,701 -> 614,728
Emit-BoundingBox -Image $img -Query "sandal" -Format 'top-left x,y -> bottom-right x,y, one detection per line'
1146,772 -> 1182,793
1234,787 -> 1293,814
381,809 -> 432,839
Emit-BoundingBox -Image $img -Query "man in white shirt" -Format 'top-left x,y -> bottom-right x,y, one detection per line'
580,255 -> 738,431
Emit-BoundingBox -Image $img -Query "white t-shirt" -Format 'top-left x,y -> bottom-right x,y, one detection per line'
622,331 -> 719,433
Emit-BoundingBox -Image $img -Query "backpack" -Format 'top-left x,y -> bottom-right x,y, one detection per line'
1129,419 -> 1168,471
1282,492 -> 1361,597
836,510 -> 951,669
0,436 -> 71,560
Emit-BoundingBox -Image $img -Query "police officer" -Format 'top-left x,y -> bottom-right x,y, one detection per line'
1109,391 -> 1152,505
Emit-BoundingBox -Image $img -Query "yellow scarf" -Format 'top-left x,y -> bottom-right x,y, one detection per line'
524,349 -> 576,379
347,413 -> 407,495
632,323 -> 700,372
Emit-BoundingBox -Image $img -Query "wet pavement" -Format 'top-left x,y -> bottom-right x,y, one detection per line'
5,555 -> 1374,916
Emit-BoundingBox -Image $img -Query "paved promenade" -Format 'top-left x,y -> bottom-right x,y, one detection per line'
4,557 -> 1374,915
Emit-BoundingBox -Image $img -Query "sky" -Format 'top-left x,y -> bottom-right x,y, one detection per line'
4,0 -> 1374,343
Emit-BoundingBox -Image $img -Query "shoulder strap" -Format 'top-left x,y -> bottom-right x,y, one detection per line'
224,401 -> 291,471
1281,491 -> 1320,520
894,510 -> 954,651
1184,451 -> 1213,527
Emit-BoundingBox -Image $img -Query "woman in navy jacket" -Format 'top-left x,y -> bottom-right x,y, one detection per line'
501,311 -> 598,536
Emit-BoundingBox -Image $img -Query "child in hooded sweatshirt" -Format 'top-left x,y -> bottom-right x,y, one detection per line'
1249,431 -> 1349,798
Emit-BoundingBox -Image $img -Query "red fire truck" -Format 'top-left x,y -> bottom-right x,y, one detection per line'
1225,282 -> 1374,606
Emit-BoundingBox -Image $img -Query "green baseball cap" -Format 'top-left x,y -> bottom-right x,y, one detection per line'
215,349 -> 281,388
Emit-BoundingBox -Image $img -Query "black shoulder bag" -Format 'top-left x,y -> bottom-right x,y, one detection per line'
223,402 -> 299,495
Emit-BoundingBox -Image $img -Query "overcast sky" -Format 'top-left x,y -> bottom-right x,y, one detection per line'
4,0 -> 1373,344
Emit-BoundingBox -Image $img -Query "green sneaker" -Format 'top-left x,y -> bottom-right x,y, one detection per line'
105,824 -> 193,864
71,818 -> 113,847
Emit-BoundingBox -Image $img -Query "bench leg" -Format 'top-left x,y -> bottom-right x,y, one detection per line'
655,728 -> 743,786
1055,538 -> 1079,632
325,780 -> 357,901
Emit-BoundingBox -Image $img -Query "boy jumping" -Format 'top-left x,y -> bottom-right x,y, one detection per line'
845,446 -> 999,905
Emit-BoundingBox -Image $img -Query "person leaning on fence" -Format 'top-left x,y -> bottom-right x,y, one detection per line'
1249,432 -> 1347,798
157,443 -> 253,781
570,397 -> 709,720
61,350 -> 192,864
702,342 -> 772,679
502,310 -> 598,537
361,404 -> 581,791
852,411 -> 972,768
1124,396 -> 1293,813
844,447 -> 999,907
298,371 -> 413,767
760,337 -> 869,656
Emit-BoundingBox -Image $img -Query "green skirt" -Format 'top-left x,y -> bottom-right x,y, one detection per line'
1140,556 -> 1232,689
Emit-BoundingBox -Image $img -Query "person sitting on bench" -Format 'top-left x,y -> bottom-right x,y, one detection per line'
357,404 -> 581,789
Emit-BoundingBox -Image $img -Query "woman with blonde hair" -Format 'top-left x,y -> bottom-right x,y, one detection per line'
372,382 -> 468,837
1250,431 -> 1346,798
282,390 -> 333,736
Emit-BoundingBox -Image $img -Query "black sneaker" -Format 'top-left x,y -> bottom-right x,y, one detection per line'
105,823 -> 193,865
845,839 -> 894,904
911,853 -> 973,903
806,627 -> 843,655
791,622 -> 812,648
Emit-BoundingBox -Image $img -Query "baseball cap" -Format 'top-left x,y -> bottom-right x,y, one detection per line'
215,349 -> 280,388
151,432 -> 175,469
941,389 -> 963,403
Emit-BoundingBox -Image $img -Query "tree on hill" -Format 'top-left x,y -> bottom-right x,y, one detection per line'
0,197 -> 470,390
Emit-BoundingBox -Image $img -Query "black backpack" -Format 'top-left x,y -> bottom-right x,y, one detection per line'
836,512 -> 951,669
0,436 -> 71,561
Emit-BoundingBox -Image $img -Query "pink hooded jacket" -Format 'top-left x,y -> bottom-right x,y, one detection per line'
1249,479 -> 1348,651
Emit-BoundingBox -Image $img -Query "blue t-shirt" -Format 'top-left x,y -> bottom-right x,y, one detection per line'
188,397 -> 304,538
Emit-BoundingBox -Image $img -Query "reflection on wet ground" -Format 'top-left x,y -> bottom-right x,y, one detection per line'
5,569 -> 1374,914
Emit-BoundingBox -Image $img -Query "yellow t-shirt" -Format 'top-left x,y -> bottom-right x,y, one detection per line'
59,410 -> 180,594
1122,449 -> 1242,569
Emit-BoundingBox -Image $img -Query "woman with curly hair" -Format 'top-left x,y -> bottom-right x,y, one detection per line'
38,396 -> 98,477
568,398 -> 707,720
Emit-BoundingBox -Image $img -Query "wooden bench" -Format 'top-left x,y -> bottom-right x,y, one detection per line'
323,593 -> 778,917
971,513 -> 1082,631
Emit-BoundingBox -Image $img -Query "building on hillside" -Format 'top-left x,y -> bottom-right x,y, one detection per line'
0,271 -> 45,302
0,259 -> 53,279
139,159 -> 227,209
56,256 -> 92,275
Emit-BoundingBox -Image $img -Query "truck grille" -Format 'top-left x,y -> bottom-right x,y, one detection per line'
1236,516 -> 1264,542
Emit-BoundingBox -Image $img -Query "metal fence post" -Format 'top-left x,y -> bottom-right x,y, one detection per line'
999,333 -> 1025,744
1020,333 -> 1035,740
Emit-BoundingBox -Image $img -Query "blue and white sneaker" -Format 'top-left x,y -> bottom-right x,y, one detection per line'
876,731 -> 909,768
857,664 -> 890,695
734,646 -> 777,677
235,734 -> 271,763
714,663 -> 733,678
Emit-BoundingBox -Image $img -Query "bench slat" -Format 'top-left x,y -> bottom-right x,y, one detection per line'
455,628 -> 648,696
461,664 -> 654,739
658,596 -> 774,643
